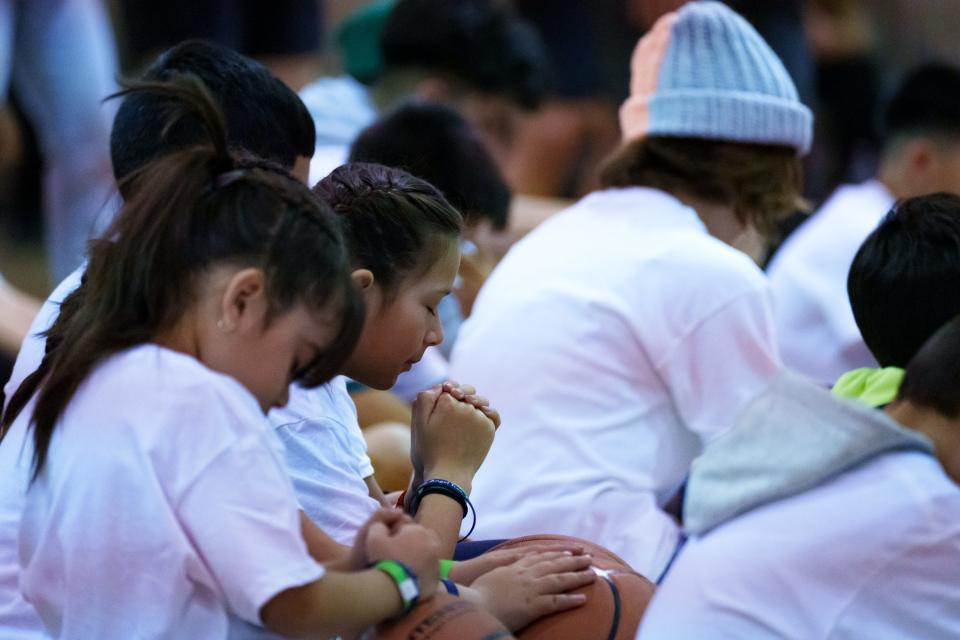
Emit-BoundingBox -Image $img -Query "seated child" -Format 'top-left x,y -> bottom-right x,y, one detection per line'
349,101 -> 511,333
1,61 -> 593,640
271,161 -> 490,551
637,320 -> 960,639
273,163 -> 597,632
449,1 -> 810,579
343,102 -> 513,417
0,39 -> 319,637
834,192 -> 960,406
0,76 -> 442,639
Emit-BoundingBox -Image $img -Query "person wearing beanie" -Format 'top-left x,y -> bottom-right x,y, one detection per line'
768,62 -> 960,387
449,1 -> 809,581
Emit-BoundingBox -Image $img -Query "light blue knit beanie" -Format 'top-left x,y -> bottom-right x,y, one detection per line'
620,1 -> 813,154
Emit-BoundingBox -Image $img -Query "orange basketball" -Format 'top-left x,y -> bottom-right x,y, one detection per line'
375,591 -> 516,640
488,535 -> 657,640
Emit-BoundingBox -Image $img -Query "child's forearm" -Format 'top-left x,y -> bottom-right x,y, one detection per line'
260,569 -> 403,638
365,475 -> 392,508
413,494 -> 466,559
404,468 -> 473,558
299,510 -> 351,563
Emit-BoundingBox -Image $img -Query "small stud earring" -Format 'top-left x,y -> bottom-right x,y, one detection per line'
217,319 -> 228,332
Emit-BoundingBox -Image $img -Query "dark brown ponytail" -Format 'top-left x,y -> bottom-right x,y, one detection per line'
1,74 -> 363,480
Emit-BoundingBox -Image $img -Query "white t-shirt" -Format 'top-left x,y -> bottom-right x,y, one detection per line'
767,180 -> 895,385
0,407 -> 44,638
270,378 -> 380,545
637,451 -> 960,639
0,266 -> 85,638
10,345 -> 324,639
3,266 -> 84,411
450,187 -> 781,579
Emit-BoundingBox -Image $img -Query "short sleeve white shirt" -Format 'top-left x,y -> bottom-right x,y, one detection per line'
1,266 -> 85,638
450,188 -> 781,579
269,379 -> 380,545
637,451 -> 960,639
13,345 -> 324,639
767,180 -> 895,385
3,266 -> 84,411
0,413 -> 44,637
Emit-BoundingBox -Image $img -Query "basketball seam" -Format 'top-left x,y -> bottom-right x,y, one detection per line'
603,573 -> 622,640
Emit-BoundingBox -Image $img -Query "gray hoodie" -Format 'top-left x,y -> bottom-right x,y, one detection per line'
683,372 -> 934,536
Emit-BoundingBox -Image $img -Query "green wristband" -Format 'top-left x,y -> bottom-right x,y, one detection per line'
373,560 -> 420,614
439,559 -> 455,579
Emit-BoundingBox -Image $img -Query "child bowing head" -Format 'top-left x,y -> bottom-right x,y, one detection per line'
313,162 -> 463,391
1,76 -> 449,639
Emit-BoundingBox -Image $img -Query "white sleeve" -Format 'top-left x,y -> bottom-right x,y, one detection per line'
345,420 -> 375,478
652,288 -> 781,443
177,432 -> 324,626
3,266 -> 85,407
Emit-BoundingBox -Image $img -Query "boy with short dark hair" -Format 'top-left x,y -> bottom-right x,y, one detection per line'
111,39 -> 316,187
832,192 -> 960,406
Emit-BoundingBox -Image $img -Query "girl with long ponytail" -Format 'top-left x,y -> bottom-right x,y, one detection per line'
0,76 -> 445,639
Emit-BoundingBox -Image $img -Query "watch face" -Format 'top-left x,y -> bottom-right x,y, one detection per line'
399,578 -> 419,602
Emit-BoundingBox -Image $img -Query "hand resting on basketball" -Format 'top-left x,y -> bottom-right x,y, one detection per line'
449,543 -> 587,586
460,551 -> 596,631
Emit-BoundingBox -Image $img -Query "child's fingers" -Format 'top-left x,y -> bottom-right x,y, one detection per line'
508,544 -> 587,557
479,406 -> 501,429
515,550 -> 577,568
476,548 -> 526,568
364,521 -> 391,549
536,567 -> 597,594
413,388 -> 442,417
531,593 -> 588,619
371,507 -> 409,523
463,394 -> 489,409
527,553 -> 593,578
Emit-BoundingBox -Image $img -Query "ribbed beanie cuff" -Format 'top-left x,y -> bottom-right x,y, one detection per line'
619,1 -> 813,155
646,90 -> 813,152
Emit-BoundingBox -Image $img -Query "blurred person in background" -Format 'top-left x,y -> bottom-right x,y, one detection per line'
800,0 -> 881,203
0,276 -> 38,383
117,0 -> 324,91
0,0 -> 118,283
768,63 -> 960,386
301,0 -> 549,186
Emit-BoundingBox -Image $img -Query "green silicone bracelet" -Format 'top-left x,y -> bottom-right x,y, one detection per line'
439,559 -> 455,579
373,560 -> 420,614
